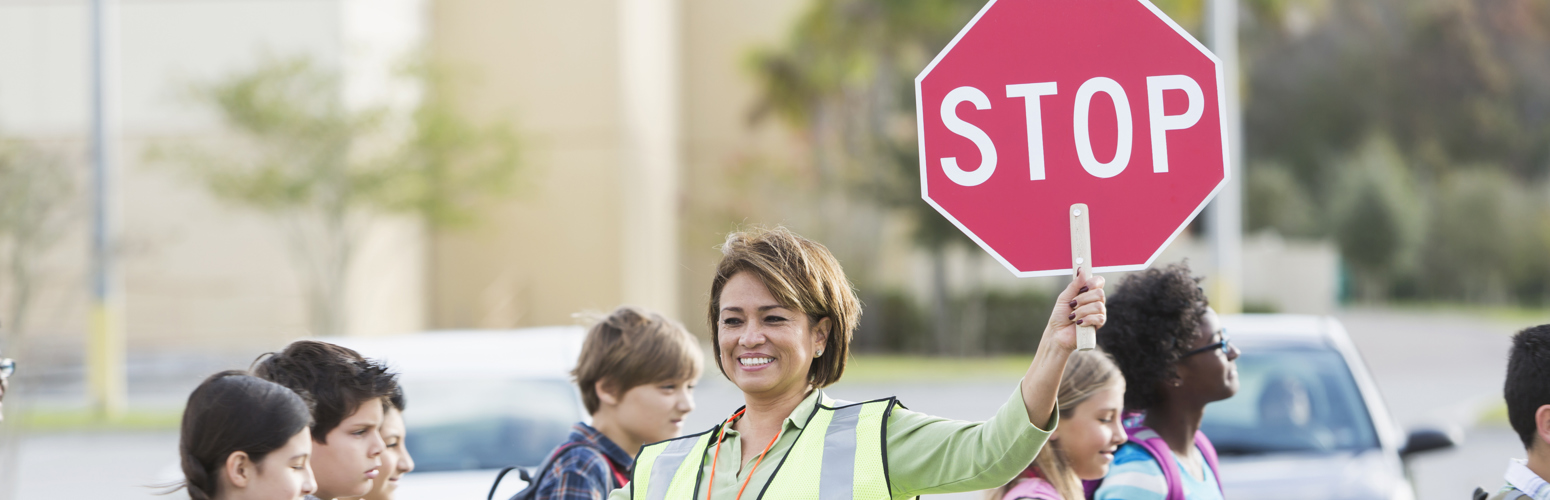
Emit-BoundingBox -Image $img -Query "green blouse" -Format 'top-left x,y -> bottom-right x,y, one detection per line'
606,380 -> 1057,500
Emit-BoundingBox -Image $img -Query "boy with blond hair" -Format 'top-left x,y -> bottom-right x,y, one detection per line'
524,306 -> 703,500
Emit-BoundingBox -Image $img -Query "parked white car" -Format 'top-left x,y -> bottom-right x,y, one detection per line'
327,327 -> 589,500
1202,315 -> 1456,500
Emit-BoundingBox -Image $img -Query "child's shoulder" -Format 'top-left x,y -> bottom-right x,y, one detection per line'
1112,441 -> 1162,467
1094,443 -> 1168,500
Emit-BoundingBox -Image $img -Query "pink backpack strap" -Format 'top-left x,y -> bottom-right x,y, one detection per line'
1192,431 -> 1223,493
1002,476 -> 1062,500
1125,426 -> 1184,500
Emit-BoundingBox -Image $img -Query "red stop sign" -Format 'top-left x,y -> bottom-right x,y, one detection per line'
916,0 -> 1229,277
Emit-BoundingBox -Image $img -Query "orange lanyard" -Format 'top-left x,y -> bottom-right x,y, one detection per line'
705,408 -> 783,500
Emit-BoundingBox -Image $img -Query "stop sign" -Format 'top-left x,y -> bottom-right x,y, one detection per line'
916,0 -> 1229,277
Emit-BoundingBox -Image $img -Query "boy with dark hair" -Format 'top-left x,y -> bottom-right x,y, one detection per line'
1482,324 -> 1550,500
253,340 -> 399,500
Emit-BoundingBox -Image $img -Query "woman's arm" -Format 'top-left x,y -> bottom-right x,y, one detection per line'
884,270 -> 1107,497
1022,268 -> 1106,428
884,384 -> 1057,496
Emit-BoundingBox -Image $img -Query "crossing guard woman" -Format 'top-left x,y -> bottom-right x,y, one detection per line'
608,226 -> 1108,500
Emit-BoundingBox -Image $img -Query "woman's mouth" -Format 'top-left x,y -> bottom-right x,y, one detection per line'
738,355 -> 774,370
365,467 -> 380,480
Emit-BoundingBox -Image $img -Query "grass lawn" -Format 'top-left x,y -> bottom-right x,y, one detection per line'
15,408 -> 183,432
840,354 -> 1033,382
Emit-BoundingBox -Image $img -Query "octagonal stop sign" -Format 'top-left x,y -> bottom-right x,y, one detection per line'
915,0 -> 1229,278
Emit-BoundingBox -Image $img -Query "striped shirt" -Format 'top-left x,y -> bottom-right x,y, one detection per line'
1094,442 -> 1222,500
531,422 -> 634,500
1496,458 -> 1550,500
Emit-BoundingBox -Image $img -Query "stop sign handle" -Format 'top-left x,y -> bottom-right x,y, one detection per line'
1070,203 -> 1096,351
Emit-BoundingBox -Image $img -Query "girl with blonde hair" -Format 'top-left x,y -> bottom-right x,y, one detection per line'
995,349 -> 1127,500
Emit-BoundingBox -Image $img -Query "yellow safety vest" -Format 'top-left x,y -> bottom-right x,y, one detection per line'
630,397 -> 904,500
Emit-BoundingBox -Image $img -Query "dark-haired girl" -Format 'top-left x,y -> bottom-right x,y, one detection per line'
175,370 -> 317,500
1095,263 -> 1238,500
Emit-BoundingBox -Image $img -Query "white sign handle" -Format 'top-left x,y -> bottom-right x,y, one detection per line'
1070,203 -> 1096,351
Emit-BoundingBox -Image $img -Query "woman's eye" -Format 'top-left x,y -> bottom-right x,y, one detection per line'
764,315 -> 786,323
722,318 -> 743,326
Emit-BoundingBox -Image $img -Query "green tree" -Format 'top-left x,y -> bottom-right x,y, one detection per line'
0,139 -> 74,347
157,55 -> 521,336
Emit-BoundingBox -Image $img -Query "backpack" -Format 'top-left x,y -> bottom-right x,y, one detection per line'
1474,486 -> 1529,500
1119,425 -> 1223,500
491,441 -> 628,500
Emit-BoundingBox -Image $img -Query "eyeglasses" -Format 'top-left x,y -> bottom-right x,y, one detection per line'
0,357 -> 13,379
1184,330 -> 1231,358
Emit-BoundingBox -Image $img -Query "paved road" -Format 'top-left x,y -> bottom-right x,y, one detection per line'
4,308 -> 1539,500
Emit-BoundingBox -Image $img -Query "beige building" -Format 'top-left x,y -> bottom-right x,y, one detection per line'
426,0 -> 812,333
0,0 -> 815,364
0,0 -> 1334,371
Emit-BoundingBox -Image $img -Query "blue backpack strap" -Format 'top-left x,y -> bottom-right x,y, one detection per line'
1125,426 -> 1184,500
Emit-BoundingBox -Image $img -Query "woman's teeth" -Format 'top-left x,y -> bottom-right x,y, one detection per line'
739,357 -> 773,366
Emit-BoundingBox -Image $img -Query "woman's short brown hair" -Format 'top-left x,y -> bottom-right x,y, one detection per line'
707,226 -> 861,389
572,305 -> 704,414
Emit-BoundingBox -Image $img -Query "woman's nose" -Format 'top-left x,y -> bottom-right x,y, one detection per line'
1226,343 -> 1241,361
738,328 -> 766,348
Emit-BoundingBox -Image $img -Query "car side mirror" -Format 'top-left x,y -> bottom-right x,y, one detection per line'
1400,427 -> 1456,458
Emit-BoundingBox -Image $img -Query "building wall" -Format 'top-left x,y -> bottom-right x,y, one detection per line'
427,0 -> 811,332
0,0 -> 427,359
427,0 -> 627,328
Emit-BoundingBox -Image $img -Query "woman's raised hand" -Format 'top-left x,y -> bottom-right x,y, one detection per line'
1045,267 -> 1107,352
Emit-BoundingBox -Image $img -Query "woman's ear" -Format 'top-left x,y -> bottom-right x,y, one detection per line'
811,317 -> 833,356
595,379 -> 621,408
225,450 -> 254,489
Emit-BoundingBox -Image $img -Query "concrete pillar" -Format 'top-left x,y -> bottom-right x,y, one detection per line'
618,0 -> 681,318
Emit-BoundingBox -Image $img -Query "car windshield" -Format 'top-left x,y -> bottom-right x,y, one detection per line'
1200,345 -> 1380,456
403,377 -> 582,472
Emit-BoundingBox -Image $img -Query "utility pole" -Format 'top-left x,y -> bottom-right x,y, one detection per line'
1207,0 -> 1244,314
88,0 -> 126,420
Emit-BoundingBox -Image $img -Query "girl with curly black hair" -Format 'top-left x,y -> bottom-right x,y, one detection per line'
1093,262 -> 1239,500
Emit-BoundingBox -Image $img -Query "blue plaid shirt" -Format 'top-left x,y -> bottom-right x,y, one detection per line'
531,422 -> 635,500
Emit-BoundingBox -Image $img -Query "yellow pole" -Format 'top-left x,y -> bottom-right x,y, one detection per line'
89,0 -> 127,421
88,303 -> 125,420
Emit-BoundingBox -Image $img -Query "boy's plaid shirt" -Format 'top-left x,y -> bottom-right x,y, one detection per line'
531,422 -> 634,500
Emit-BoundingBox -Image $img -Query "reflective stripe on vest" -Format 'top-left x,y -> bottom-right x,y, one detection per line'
634,430 -> 716,500
630,397 -> 902,500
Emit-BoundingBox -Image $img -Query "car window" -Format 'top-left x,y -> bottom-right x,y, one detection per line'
1200,345 -> 1380,455
403,378 -> 582,471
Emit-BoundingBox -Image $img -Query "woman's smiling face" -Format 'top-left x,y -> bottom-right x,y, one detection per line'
716,271 -> 829,400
